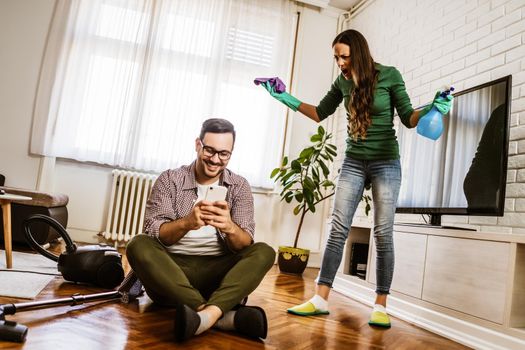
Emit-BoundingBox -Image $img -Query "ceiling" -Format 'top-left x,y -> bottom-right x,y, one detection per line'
328,0 -> 363,10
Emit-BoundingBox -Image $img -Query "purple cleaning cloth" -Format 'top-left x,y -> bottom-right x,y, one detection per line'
254,77 -> 286,93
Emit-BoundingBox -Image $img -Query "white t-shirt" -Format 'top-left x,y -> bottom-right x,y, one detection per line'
166,181 -> 224,255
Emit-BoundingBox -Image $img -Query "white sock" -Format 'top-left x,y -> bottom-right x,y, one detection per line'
309,294 -> 328,311
214,310 -> 236,331
195,311 -> 214,335
373,304 -> 387,314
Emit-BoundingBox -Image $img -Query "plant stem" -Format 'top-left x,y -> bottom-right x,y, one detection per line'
303,192 -> 335,215
293,206 -> 308,248
294,134 -> 333,248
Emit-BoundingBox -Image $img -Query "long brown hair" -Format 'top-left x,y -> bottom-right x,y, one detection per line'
332,30 -> 377,140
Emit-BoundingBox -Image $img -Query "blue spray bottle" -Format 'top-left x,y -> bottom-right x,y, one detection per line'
417,87 -> 454,141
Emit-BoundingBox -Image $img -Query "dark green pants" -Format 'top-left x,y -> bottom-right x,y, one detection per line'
126,234 -> 275,313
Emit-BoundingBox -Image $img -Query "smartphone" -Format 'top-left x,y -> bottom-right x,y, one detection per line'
205,185 -> 227,202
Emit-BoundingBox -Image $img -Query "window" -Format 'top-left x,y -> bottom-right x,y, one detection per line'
32,0 -> 295,188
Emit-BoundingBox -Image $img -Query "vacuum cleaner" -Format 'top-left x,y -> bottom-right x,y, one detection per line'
23,214 -> 125,289
0,271 -> 143,342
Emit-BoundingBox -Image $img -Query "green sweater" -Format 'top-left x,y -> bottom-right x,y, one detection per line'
316,63 -> 414,160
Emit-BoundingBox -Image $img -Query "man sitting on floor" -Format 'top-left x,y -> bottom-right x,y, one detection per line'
126,118 -> 275,342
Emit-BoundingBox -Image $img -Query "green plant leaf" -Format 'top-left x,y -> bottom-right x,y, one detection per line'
362,194 -> 372,216
326,147 -> 337,157
319,159 -> 329,177
321,152 -> 333,161
277,169 -> 287,180
321,180 -> 334,188
281,172 -> 295,184
312,167 -> 319,182
310,134 -> 322,142
308,201 -> 316,213
294,193 -> 303,202
318,125 -> 325,136
291,160 -> 301,172
303,188 -> 314,205
293,204 -> 302,215
270,167 -> 280,178
304,177 -> 316,191
282,156 -> 288,167
299,147 -> 314,159
282,181 -> 295,193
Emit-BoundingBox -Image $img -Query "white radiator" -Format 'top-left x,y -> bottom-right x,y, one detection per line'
103,170 -> 157,243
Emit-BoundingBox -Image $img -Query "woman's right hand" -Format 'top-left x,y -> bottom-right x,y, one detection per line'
258,80 -> 302,111
255,77 -> 321,122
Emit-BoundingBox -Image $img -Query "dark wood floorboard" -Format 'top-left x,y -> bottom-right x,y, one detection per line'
0,242 -> 471,349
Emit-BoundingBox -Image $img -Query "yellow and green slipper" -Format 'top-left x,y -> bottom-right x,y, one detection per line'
368,310 -> 391,328
287,301 -> 329,316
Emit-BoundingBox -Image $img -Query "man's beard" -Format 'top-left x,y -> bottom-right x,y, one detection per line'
202,159 -> 224,178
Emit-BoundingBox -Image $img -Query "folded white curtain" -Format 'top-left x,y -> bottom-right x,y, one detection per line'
31,0 -> 295,188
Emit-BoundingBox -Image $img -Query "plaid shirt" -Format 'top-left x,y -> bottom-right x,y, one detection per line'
143,161 -> 255,246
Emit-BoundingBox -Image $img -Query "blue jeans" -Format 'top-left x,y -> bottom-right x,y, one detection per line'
318,156 -> 401,295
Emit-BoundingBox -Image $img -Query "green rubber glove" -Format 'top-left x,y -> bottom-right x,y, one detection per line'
420,90 -> 454,116
260,81 -> 301,111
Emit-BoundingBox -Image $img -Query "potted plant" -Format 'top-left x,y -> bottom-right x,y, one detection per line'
271,125 -> 371,275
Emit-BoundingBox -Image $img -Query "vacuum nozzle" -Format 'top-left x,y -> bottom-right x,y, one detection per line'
0,304 -> 27,342
0,320 -> 28,343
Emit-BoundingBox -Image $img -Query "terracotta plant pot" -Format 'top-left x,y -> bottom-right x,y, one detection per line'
277,246 -> 310,275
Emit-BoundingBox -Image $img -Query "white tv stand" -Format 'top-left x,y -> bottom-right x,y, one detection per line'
333,222 -> 525,350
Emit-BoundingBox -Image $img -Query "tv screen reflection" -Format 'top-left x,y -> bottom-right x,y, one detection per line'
396,80 -> 508,214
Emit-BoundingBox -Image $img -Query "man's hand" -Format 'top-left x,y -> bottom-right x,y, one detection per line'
199,200 -> 236,234
158,202 -> 208,245
183,202 -> 208,231
199,200 -> 253,250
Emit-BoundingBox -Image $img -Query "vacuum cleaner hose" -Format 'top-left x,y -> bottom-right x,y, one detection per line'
23,214 -> 77,262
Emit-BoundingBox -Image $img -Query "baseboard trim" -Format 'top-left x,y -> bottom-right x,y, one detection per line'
307,252 -> 322,268
333,276 -> 525,350
66,227 -> 100,244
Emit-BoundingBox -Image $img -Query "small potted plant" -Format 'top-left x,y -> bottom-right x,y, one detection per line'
271,125 -> 371,275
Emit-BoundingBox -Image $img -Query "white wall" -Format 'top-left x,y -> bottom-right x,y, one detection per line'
0,0 -> 55,188
0,0 -> 340,266
345,0 -> 525,233
270,4 -> 340,265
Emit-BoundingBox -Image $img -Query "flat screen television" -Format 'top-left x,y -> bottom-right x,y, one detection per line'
395,75 -> 512,226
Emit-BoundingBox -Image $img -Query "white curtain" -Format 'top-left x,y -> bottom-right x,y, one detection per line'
397,83 -> 505,208
31,0 -> 295,188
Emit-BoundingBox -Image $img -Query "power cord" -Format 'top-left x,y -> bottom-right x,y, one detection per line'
0,269 -> 61,276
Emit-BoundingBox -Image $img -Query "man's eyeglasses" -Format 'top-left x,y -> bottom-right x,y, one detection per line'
199,140 -> 232,161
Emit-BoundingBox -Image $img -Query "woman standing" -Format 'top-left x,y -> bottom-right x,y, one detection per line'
258,29 -> 452,327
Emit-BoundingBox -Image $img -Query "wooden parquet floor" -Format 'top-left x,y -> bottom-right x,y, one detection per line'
0,243 -> 471,350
